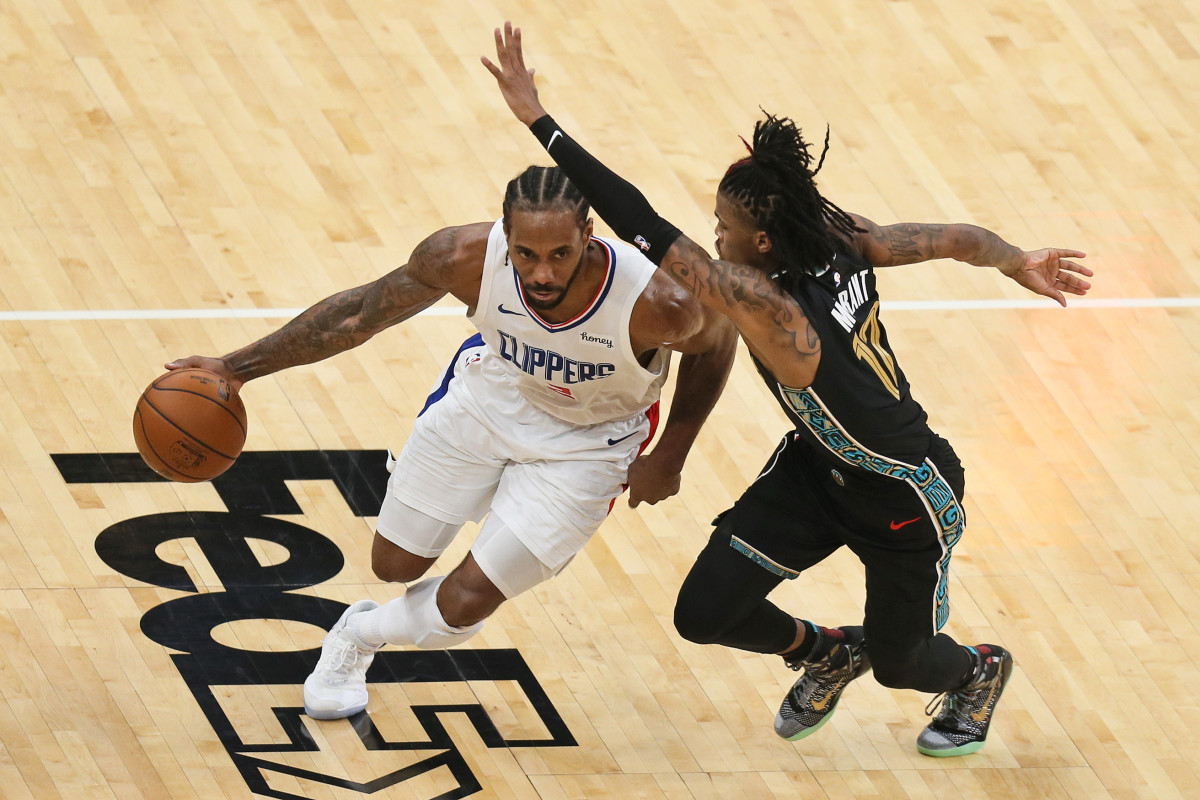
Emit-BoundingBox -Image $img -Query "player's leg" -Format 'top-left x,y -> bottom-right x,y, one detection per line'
305,339 -> 506,719
338,448 -> 620,655
673,511 -> 802,653
671,435 -> 869,741
302,500 -> 490,720
343,511 -> 555,651
861,543 -> 1012,757
675,505 -> 869,743
847,447 -> 1012,756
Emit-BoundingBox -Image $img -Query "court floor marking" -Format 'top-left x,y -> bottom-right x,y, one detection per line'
0,296 -> 1197,322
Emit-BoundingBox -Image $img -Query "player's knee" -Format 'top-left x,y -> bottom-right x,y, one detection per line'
437,568 -> 507,628
672,589 -> 725,644
869,647 -> 922,689
371,555 -> 423,583
371,535 -> 435,583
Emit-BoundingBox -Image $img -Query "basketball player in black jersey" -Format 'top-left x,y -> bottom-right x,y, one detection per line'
485,23 -> 1093,756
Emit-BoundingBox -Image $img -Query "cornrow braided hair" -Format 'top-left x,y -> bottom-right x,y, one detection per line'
718,113 -> 862,287
502,165 -> 590,228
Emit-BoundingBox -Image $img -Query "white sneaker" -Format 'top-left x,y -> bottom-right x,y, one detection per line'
303,600 -> 380,719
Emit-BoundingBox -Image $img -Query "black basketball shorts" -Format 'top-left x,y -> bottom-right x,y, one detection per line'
716,431 -> 966,647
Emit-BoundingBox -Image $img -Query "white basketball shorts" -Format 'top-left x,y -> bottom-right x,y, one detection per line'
377,335 -> 658,570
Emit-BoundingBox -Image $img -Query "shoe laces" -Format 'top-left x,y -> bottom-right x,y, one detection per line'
315,634 -> 368,682
924,691 -> 950,718
925,667 -> 993,722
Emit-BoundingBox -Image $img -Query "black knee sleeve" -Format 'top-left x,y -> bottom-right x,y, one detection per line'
868,633 -> 974,693
672,520 -> 797,654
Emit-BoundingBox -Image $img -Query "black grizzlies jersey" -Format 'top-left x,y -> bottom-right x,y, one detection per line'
752,248 -> 939,475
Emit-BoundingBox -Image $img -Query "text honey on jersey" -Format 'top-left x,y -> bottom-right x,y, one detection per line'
497,329 -> 616,385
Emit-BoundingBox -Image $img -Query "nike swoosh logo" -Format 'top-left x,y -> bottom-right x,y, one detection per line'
548,130 -> 563,150
889,516 -> 922,531
970,682 -> 999,722
810,690 -> 835,712
498,304 -> 526,316
606,431 -> 639,446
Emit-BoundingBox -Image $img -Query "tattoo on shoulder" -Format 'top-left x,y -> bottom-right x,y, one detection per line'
409,227 -> 463,286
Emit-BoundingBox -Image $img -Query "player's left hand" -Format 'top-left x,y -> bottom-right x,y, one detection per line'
1005,248 -> 1092,306
481,21 -> 547,127
626,451 -> 683,508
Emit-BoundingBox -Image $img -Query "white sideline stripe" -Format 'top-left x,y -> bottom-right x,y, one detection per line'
0,297 -> 1197,321
884,297 -> 1200,310
0,307 -> 465,321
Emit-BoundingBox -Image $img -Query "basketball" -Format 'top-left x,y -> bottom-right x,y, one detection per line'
132,368 -> 248,482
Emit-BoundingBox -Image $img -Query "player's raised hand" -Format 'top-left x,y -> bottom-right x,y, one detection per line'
481,22 -> 547,126
1005,248 -> 1092,306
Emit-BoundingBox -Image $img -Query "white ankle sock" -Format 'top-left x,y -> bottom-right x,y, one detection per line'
347,576 -> 484,649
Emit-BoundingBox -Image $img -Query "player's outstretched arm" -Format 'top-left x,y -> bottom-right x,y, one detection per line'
848,214 -> 1093,307
483,22 -> 822,388
167,224 -> 489,389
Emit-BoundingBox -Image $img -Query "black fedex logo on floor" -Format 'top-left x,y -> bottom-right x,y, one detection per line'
53,451 -> 574,800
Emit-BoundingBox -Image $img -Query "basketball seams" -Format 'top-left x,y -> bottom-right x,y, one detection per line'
133,405 -> 198,482
139,393 -> 241,462
147,385 -> 247,435
133,367 -> 246,481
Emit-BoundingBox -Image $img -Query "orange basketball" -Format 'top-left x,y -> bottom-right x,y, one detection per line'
132,368 -> 248,482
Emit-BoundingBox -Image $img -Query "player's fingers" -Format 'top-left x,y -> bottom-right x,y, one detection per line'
1060,274 -> 1091,293
504,21 -> 516,55
1062,260 -> 1095,277
512,26 -> 526,71
1055,249 -> 1086,259
480,56 -> 500,78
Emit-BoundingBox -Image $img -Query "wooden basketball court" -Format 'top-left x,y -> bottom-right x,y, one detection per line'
1,0 -> 1197,797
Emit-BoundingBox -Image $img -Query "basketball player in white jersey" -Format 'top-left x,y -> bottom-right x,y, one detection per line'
167,165 -> 737,719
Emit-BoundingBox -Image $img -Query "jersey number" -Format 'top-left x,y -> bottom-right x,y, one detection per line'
852,301 -> 900,399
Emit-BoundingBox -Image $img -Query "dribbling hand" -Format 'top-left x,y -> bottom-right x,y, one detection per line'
165,356 -> 243,391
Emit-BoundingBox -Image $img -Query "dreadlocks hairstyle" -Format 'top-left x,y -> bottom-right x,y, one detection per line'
718,113 -> 861,287
502,165 -> 590,229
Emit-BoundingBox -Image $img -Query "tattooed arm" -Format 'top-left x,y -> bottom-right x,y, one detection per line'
166,224 -> 490,389
847,214 -> 1093,307
658,237 -> 821,386
484,22 -> 822,386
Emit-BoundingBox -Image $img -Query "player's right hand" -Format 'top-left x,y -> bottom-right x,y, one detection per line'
165,356 -> 243,390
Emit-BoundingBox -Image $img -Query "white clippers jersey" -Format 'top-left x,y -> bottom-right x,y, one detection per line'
468,219 -> 669,426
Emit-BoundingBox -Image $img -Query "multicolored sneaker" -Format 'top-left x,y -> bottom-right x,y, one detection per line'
303,599 -> 381,719
916,644 -> 1013,757
774,625 -> 871,741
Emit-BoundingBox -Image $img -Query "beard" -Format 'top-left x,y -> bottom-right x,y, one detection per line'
519,250 -> 587,312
